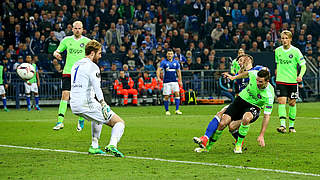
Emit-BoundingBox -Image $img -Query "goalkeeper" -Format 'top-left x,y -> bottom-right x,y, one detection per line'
70,40 -> 125,157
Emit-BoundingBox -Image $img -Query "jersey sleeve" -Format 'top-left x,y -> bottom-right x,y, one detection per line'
159,61 -> 165,69
57,37 -> 67,52
263,86 -> 275,115
176,61 -> 181,70
274,49 -> 278,64
89,65 -> 104,102
295,48 -> 306,65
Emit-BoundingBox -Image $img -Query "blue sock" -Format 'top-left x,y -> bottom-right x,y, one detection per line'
35,96 -> 39,105
2,97 -> 7,108
26,95 -> 31,106
175,97 -> 180,110
205,116 -> 220,138
164,100 -> 169,111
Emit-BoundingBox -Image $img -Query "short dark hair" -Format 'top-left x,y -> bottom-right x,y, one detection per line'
257,69 -> 270,81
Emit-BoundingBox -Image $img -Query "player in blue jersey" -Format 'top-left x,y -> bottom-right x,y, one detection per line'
193,54 -> 266,152
156,49 -> 183,115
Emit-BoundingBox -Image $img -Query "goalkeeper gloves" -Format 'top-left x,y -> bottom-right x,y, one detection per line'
101,101 -> 111,120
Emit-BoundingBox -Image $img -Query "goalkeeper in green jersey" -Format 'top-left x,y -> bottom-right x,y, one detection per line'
275,30 -> 306,133
52,21 -> 91,131
202,68 -> 275,154
230,48 -> 245,76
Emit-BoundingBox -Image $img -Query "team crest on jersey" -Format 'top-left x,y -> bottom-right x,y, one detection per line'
257,94 -> 261,99
173,63 -> 176,66
96,72 -> 101,78
80,43 -> 85,47
289,54 -> 293,58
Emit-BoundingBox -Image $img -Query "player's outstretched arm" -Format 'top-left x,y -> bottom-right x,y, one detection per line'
257,114 -> 270,147
227,71 -> 249,81
156,67 -> 161,82
53,50 -> 62,60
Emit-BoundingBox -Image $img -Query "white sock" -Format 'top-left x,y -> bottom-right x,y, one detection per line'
108,122 -> 125,147
91,121 -> 102,148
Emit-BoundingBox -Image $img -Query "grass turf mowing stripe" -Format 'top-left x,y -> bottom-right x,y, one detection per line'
1,144 -> 319,177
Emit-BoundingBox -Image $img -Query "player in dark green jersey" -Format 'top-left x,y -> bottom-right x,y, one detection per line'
275,30 -> 306,133
24,55 -> 41,111
203,68 -> 274,153
52,21 -> 91,131
0,63 -> 9,112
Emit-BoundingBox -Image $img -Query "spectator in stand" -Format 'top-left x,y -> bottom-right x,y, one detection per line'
249,41 -> 261,52
138,71 -> 159,105
114,70 -> 138,106
106,23 -> 122,47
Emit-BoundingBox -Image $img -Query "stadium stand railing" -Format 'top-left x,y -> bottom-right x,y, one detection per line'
6,69 -> 320,108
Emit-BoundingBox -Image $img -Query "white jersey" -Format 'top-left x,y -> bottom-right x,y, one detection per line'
70,57 -> 103,113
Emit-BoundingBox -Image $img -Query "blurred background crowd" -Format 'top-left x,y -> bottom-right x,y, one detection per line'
1,0 -> 320,82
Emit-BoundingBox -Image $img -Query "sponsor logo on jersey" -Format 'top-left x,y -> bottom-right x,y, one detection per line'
69,48 -> 83,54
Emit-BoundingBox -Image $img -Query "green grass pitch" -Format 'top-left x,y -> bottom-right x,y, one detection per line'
0,103 -> 319,179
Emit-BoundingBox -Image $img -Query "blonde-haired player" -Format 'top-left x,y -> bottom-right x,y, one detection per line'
70,40 -> 125,157
53,21 -> 91,131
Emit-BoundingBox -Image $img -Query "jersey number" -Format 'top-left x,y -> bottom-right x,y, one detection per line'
73,65 -> 80,83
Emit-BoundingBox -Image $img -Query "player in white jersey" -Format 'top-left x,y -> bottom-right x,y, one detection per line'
70,40 -> 125,157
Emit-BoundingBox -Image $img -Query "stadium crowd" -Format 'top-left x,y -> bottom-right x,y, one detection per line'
0,0 -> 319,97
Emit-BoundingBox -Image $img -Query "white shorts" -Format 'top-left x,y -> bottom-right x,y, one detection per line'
163,82 -> 179,95
0,85 -> 5,95
70,99 -> 115,124
24,82 -> 38,93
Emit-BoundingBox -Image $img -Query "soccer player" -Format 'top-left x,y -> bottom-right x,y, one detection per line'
230,48 -> 245,75
0,62 -> 9,112
193,54 -> 265,152
156,49 -> 183,115
70,40 -> 125,157
196,69 -> 274,154
24,55 -> 41,111
275,30 -> 306,133
52,21 -> 91,131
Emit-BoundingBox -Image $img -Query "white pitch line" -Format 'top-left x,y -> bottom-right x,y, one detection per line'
0,144 -> 319,177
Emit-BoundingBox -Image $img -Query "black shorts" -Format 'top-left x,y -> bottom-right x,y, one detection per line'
224,96 -> 260,123
62,76 -> 71,91
275,83 -> 299,99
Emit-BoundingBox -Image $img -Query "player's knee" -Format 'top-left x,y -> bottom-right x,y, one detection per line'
288,100 -> 296,106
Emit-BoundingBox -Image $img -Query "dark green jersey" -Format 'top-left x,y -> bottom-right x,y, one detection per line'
29,63 -> 37,83
0,65 -> 4,85
275,45 -> 306,84
239,71 -> 275,114
57,35 -> 91,75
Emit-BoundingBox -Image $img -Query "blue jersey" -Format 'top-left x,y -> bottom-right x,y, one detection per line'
160,59 -> 180,83
236,65 -> 263,91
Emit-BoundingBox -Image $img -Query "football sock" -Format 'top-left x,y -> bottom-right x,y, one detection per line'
205,116 -> 220,138
209,130 -> 223,145
236,123 -> 250,146
164,100 -> 169,111
26,95 -> 31,106
91,121 -> 102,148
278,104 -> 286,127
289,104 -> 296,128
35,95 -> 39,105
230,129 -> 239,141
2,97 -> 7,108
175,97 -> 180,110
58,100 -> 68,123
79,116 -> 85,121
109,122 -> 125,147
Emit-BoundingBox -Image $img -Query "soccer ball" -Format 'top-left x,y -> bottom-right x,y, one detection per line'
17,63 -> 35,80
